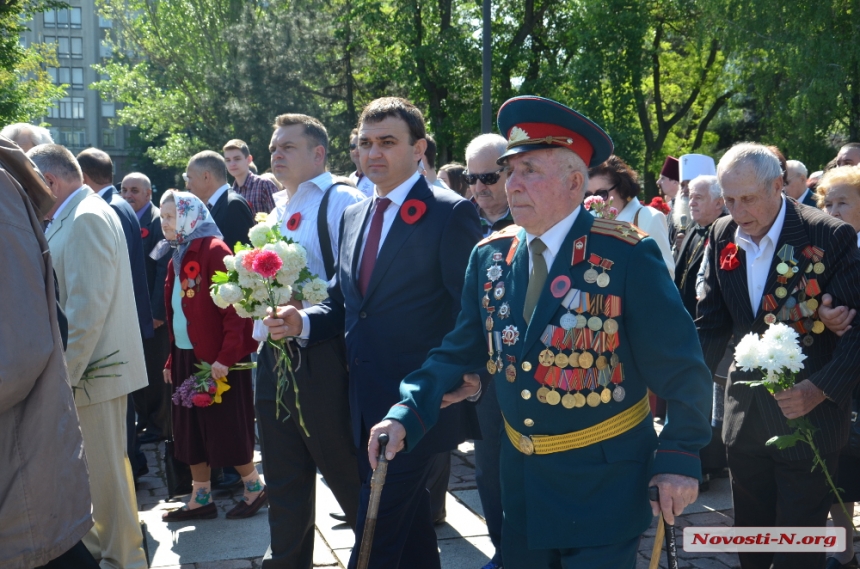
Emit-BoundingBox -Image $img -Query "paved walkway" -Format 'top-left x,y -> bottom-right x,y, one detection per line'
135,429 -> 860,569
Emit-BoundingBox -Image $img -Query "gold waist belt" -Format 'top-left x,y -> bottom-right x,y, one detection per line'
504,395 -> 650,455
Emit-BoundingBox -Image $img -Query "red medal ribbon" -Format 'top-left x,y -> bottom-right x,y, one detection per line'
546,366 -> 561,388
486,306 -> 496,313
610,363 -> 624,384
599,258 -> 614,271
604,295 -> 622,318
790,306 -> 802,322
506,237 -> 519,265
534,364 -> 550,384
592,331 -> 605,353
605,332 -> 620,352
551,327 -> 565,349
761,294 -> 778,312
582,329 -> 594,349
776,275 -> 788,284
574,329 -> 585,350
484,283 -> 493,291
806,278 -> 821,297
588,253 -> 602,266
560,330 -> 574,350
572,368 -> 585,390
572,236 -> 588,266
558,369 -> 573,391
487,333 -> 493,354
793,320 -> 807,334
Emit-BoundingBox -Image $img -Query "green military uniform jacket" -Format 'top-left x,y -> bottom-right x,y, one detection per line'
386,207 -> 712,550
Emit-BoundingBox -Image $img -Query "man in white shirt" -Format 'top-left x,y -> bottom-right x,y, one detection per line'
698,143 -> 860,569
347,128 -> 375,197
254,114 -> 365,569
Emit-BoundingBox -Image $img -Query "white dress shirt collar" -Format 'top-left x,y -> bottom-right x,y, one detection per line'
525,207 -> 581,272
375,171 -> 421,206
736,195 -> 787,314
97,185 -> 115,199
208,183 -> 230,208
48,186 -> 86,231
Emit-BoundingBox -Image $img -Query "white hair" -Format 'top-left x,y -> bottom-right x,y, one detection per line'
1,123 -> 54,148
557,149 -> 589,186
465,133 -> 508,163
717,142 -> 783,192
786,159 -> 807,179
689,174 -> 722,201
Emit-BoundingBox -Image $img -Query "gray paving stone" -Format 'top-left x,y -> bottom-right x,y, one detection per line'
195,560 -> 253,569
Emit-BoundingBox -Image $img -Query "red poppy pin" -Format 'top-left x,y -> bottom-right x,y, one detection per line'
141,227 -> 149,238
287,212 -> 301,231
401,199 -> 427,224
184,261 -> 201,280
550,275 -> 571,298
719,242 -> 740,271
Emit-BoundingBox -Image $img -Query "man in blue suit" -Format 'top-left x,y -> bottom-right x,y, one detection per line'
78,148 -> 153,480
264,97 -> 482,569
365,96 -> 713,568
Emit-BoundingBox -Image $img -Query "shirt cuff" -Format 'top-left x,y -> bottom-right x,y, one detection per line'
300,311 -> 311,340
252,320 -> 268,342
466,381 -> 482,402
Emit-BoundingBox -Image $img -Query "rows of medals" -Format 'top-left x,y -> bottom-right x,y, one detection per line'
762,244 -> 826,347
482,251 -> 626,409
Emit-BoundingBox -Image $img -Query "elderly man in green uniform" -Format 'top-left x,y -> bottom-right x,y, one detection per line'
367,96 -> 713,568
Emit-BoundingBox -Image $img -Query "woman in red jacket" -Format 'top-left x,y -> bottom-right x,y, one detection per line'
157,190 -> 264,521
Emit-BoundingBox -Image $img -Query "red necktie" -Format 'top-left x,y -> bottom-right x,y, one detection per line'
358,197 -> 391,296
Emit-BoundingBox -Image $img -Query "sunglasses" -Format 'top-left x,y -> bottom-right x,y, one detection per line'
464,168 -> 504,185
592,184 -> 617,200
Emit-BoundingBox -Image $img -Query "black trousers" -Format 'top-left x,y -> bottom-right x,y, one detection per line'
348,428 -> 441,569
728,406 -> 838,569
426,451 -> 450,522
134,323 -> 172,437
256,338 -> 361,569
36,541 -> 99,569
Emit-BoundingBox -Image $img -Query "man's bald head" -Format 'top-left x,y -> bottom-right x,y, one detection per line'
120,172 -> 153,213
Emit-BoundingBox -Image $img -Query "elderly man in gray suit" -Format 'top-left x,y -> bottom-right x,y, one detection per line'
29,144 -> 148,569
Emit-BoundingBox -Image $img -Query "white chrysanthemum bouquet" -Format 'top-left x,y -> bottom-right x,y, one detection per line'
734,322 -> 852,525
210,214 -> 329,435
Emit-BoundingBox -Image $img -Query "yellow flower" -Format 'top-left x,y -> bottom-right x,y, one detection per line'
213,377 -> 231,403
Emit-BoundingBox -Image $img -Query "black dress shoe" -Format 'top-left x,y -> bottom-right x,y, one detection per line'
211,468 -> 242,490
826,556 -> 860,569
162,502 -> 217,521
329,512 -> 348,523
226,487 -> 268,519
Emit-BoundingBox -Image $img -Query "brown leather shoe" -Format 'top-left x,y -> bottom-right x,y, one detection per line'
226,487 -> 268,519
162,502 -> 217,521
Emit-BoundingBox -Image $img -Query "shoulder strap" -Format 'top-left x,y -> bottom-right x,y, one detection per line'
316,183 -> 338,280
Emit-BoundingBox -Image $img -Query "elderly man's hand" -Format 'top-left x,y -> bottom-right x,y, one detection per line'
441,373 -> 481,408
818,293 -> 855,337
367,420 -> 407,469
648,473 -> 699,525
773,379 -> 826,419
263,305 -> 303,340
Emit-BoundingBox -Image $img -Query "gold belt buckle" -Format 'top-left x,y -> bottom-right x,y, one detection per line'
519,434 -> 535,455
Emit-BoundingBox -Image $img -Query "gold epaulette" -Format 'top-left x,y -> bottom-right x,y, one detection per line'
478,224 -> 522,246
590,218 -> 648,245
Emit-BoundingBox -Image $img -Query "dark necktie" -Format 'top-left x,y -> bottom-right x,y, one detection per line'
523,238 -> 548,324
41,219 -> 52,232
358,197 -> 391,296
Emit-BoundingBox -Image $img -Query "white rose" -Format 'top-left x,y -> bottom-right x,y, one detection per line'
249,223 -> 272,248
218,282 -> 243,304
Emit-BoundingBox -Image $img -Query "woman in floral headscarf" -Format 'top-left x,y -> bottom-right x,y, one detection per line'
157,190 -> 264,521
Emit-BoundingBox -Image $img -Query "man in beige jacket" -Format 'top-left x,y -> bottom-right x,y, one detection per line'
0,136 -> 95,568
28,144 -> 148,569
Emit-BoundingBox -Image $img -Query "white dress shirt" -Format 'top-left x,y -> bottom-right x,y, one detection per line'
348,172 -> 375,197
357,170 -> 422,266
614,198 -> 675,279
252,172 -> 366,342
525,207 -> 581,274
207,184 -> 230,208
736,196 -> 787,315
46,186 -> 85,232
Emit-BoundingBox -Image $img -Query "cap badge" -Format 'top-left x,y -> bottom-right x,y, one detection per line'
509,126 -> 530,143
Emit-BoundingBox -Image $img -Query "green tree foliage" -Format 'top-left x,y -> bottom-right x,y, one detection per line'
0,1 -> 67,124
95,0 -> 858,189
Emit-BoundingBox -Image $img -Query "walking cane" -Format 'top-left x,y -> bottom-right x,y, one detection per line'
356,433 -> 390,569
648,486 -> 679,569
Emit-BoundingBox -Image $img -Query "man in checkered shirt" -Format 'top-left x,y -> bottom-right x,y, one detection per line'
223,138 -> 278,215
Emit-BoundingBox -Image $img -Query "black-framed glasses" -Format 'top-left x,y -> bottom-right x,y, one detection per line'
592,183 -> 617,200
464,168 -> 504,185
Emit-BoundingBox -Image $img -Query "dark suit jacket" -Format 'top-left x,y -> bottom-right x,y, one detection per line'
673,214 -> 726,317
140,203 -> 169,322
305,176 -> 483,455
697,197 -> 860,459
99,186 -> 154,340
801,190 -> 818,208
209,189 -> 254,253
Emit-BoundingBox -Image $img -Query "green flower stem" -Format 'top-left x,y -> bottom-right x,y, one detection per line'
266,284 -> 310,437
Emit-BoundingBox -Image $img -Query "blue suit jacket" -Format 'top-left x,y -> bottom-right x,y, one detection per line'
100,186 -> 154,340
140,203 -> 169,322
305,176 -> 483,454
386,210 -> 712,549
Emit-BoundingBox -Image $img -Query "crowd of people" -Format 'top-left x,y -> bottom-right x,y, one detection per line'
1,93 -> 860,569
